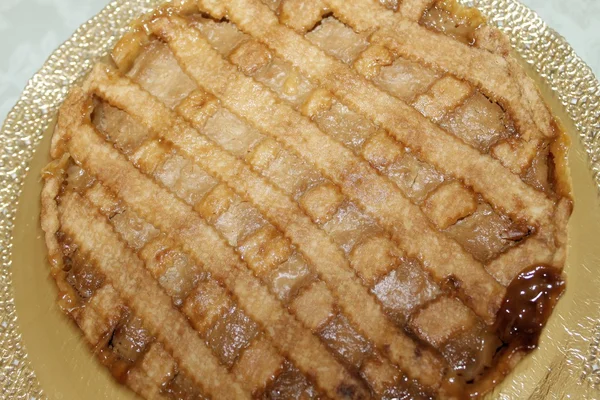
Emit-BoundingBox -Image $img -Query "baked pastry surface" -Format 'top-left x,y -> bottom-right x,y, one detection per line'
41,0 -> 572,398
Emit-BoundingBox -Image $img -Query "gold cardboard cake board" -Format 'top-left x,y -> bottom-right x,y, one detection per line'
1,0 -> 600,398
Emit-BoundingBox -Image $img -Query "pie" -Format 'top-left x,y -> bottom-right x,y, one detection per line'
40,0 -> 572,398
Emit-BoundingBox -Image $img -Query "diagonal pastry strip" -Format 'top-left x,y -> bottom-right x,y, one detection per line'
84,64 -> 445,387
89,56 -> 467,375
208,6 -> 570,301
148,15 -> 505,323
42,156 -> 182,399
212,30 -> 502,258
84,179 -> 286,395
65,279 -> 181,399
337,0 -> 545,174
58,90 -> 371,399
83,182 -> 287,395
205,33 -> 496,262
196,0 -> 554,227
85,176 -> 401,397
82,291 -> 178,399
218,35 -> 472,233
56,190 -> 248,399
35,2 -> 575,398
325,0 -> 554,143
83,173 -> 337,396
126,343 -> 178,400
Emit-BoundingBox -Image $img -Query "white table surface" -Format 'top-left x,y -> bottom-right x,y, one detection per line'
1,0 -> 599,123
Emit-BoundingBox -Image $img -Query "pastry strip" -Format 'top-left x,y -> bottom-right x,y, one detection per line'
59,91 -> 367,399
58,191 -> 248,399
202,0 -> 553,227
149,16 -> 505,323
85,65 -> 444,387
325,0 -> 554,142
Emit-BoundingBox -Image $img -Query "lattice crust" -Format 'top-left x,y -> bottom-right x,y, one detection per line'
40,0 -> 573,398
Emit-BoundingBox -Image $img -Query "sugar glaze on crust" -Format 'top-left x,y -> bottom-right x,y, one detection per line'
41,0 -> 573,398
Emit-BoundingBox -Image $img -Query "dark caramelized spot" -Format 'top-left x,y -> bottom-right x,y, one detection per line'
205,306 -> 259,368
65,259 -> 104,300
440,328 -> 501,382
445,204 -> 521,262
318,314 -> 372,369
451,266 -> 566,397
58,231 -> 105,300
109,316 -> 153,363
97,347 -> 133,384
414,346 -> 423,358
441,274 -> 461,292
162,372 -> 209,400
262,362 -> 319,400
547,151 -> 557,193
336,383 -> 358,399
99,315 -> 154,384
58,231 -> 78,258
495,265 -> 565,348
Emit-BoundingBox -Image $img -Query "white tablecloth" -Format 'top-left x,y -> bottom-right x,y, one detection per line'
1,0 -> 598,122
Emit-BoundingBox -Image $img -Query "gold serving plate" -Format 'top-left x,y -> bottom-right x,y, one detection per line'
1,0 -> 600,398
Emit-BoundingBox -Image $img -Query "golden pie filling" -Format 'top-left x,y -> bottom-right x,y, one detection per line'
40,0 -> 572,398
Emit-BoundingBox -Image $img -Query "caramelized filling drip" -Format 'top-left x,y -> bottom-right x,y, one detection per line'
495,265 -> 565,349
458,265 -> 566,397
